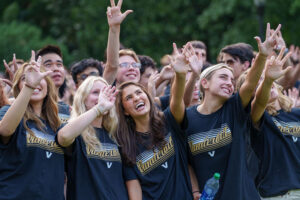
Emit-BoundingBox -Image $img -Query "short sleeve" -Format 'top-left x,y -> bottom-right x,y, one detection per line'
159,95 -> 170,111
0,105 -> 22,148
163,107 -> 188,143
228,93 -> 251,123
123,165 -> 138,181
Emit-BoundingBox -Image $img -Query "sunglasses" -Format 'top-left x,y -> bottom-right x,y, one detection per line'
119,62 -> 141,69
79,71 -> 99,81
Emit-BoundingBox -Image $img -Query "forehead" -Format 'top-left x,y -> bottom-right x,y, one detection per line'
143,67 -> 155,75
221,53 -> 239,62
122,85 -> 142,96
194,48 -> 206,54
213,68 -> 234,78
79,67 -> 99,75
119,55 -> 136,63
42,53 -> 62,63
91,80 -> 106,90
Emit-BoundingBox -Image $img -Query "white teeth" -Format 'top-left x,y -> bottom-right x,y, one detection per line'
135,102 -> 144,109
34,89 -> 39,93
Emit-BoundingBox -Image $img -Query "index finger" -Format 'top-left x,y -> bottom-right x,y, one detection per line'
270,24 -> 281,39
30,50 -> 36,62
13,54 -> 18,72
110,0 -> 116,7
173,43 -> 179,55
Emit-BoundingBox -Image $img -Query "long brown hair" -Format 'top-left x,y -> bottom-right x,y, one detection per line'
0,80 -> 9,108
116,82 -> 165,166
12,63 -> 61,135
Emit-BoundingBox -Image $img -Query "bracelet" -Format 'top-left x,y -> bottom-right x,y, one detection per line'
192,191 -> 200,194
24,83 -> 36,90
93,106 -> 101,117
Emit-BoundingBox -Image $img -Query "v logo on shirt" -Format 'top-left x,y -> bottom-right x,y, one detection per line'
292,136 -> 298,143
161,162 -> 168,169
46,151 -> 52,159
208,151 -> 215,157
106,162 -> 112,169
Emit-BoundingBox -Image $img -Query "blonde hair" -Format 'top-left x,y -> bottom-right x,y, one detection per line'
266,83 -> 293,116
236,71 -> 293,116
13,63 -> 60,135
199,63 -> 233,98
119,49 -> 140,63
71,76 -> 118,149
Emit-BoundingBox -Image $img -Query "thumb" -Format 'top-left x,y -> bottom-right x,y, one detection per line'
122,10 -> 133,18
254,36 -> 262,47
41,71 -> 53,78
283,66 -> 293,75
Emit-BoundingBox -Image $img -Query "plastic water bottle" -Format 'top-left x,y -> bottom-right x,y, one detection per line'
200,172 -> 220,200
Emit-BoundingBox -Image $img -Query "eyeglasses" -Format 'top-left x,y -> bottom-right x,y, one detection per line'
79,71 -> 99,81
119,62 -> 141,69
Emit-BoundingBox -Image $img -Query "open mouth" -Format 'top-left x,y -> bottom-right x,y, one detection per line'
135,102 -> 145,111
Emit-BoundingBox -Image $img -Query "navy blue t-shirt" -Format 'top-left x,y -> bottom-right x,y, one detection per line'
66,128 -> 128,200
58,101 -> 70,124
251,108 -> 300,197
186,93 -> 260,200
123,108 -> 192,200
158,95 -> 170,111
0,105 -> 65,200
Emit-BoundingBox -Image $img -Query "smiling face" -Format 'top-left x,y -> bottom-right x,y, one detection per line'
121,84 -> 150,119
116,55 -> 141,85
18,74 -> 48,104
202,68 -> 234,101
84,80 -> 107,111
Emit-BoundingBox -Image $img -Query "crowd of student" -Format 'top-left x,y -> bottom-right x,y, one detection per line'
0,0 -> 300,199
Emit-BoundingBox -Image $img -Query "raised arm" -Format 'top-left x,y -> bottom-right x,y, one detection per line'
169,43 -> 189,124
251,48 -> 292,124
0,55 -> 52,138
57,86 -> 117,147
239,23 -> 281,108
183,43 -> 203,107
103,0 -> 132,84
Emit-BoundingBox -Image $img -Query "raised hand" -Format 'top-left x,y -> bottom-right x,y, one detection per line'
3,53 -> 19,81
264,47 -> 292,81
184,42 -> 203,75
254,23 -> 281,56
168,43 -> 189,74
96,85 -> 117,116
147,71 -> 160,97
289,45 -> 300,65
284,87 -> 300,108
107,0 -> 133,28
159,65 -> 174,81
25,56 -> 52,89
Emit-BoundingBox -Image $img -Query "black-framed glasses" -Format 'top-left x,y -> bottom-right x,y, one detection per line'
79,71 -> 99,81
119,62 -> 141,69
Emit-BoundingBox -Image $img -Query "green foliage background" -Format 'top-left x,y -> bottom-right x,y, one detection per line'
0,0 -> 299,69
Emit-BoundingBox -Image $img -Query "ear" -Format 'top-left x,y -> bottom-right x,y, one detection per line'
201,78 -> 209,90
242,61 -> 250,71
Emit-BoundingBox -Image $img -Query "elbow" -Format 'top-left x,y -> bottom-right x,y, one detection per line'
0,122 -> 14,137
57,131 -> 72,147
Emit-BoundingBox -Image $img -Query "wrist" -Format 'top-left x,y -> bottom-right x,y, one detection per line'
192,190 -> 200,194
109,25 -> 120,33
24,83 -> 36,90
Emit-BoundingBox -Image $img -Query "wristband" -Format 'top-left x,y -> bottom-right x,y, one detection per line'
192,191 -> 200,194
94,105 -> 106,117
24,83 -> 36,90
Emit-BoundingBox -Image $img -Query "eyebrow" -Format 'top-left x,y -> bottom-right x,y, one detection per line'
44,59 -> 63,63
